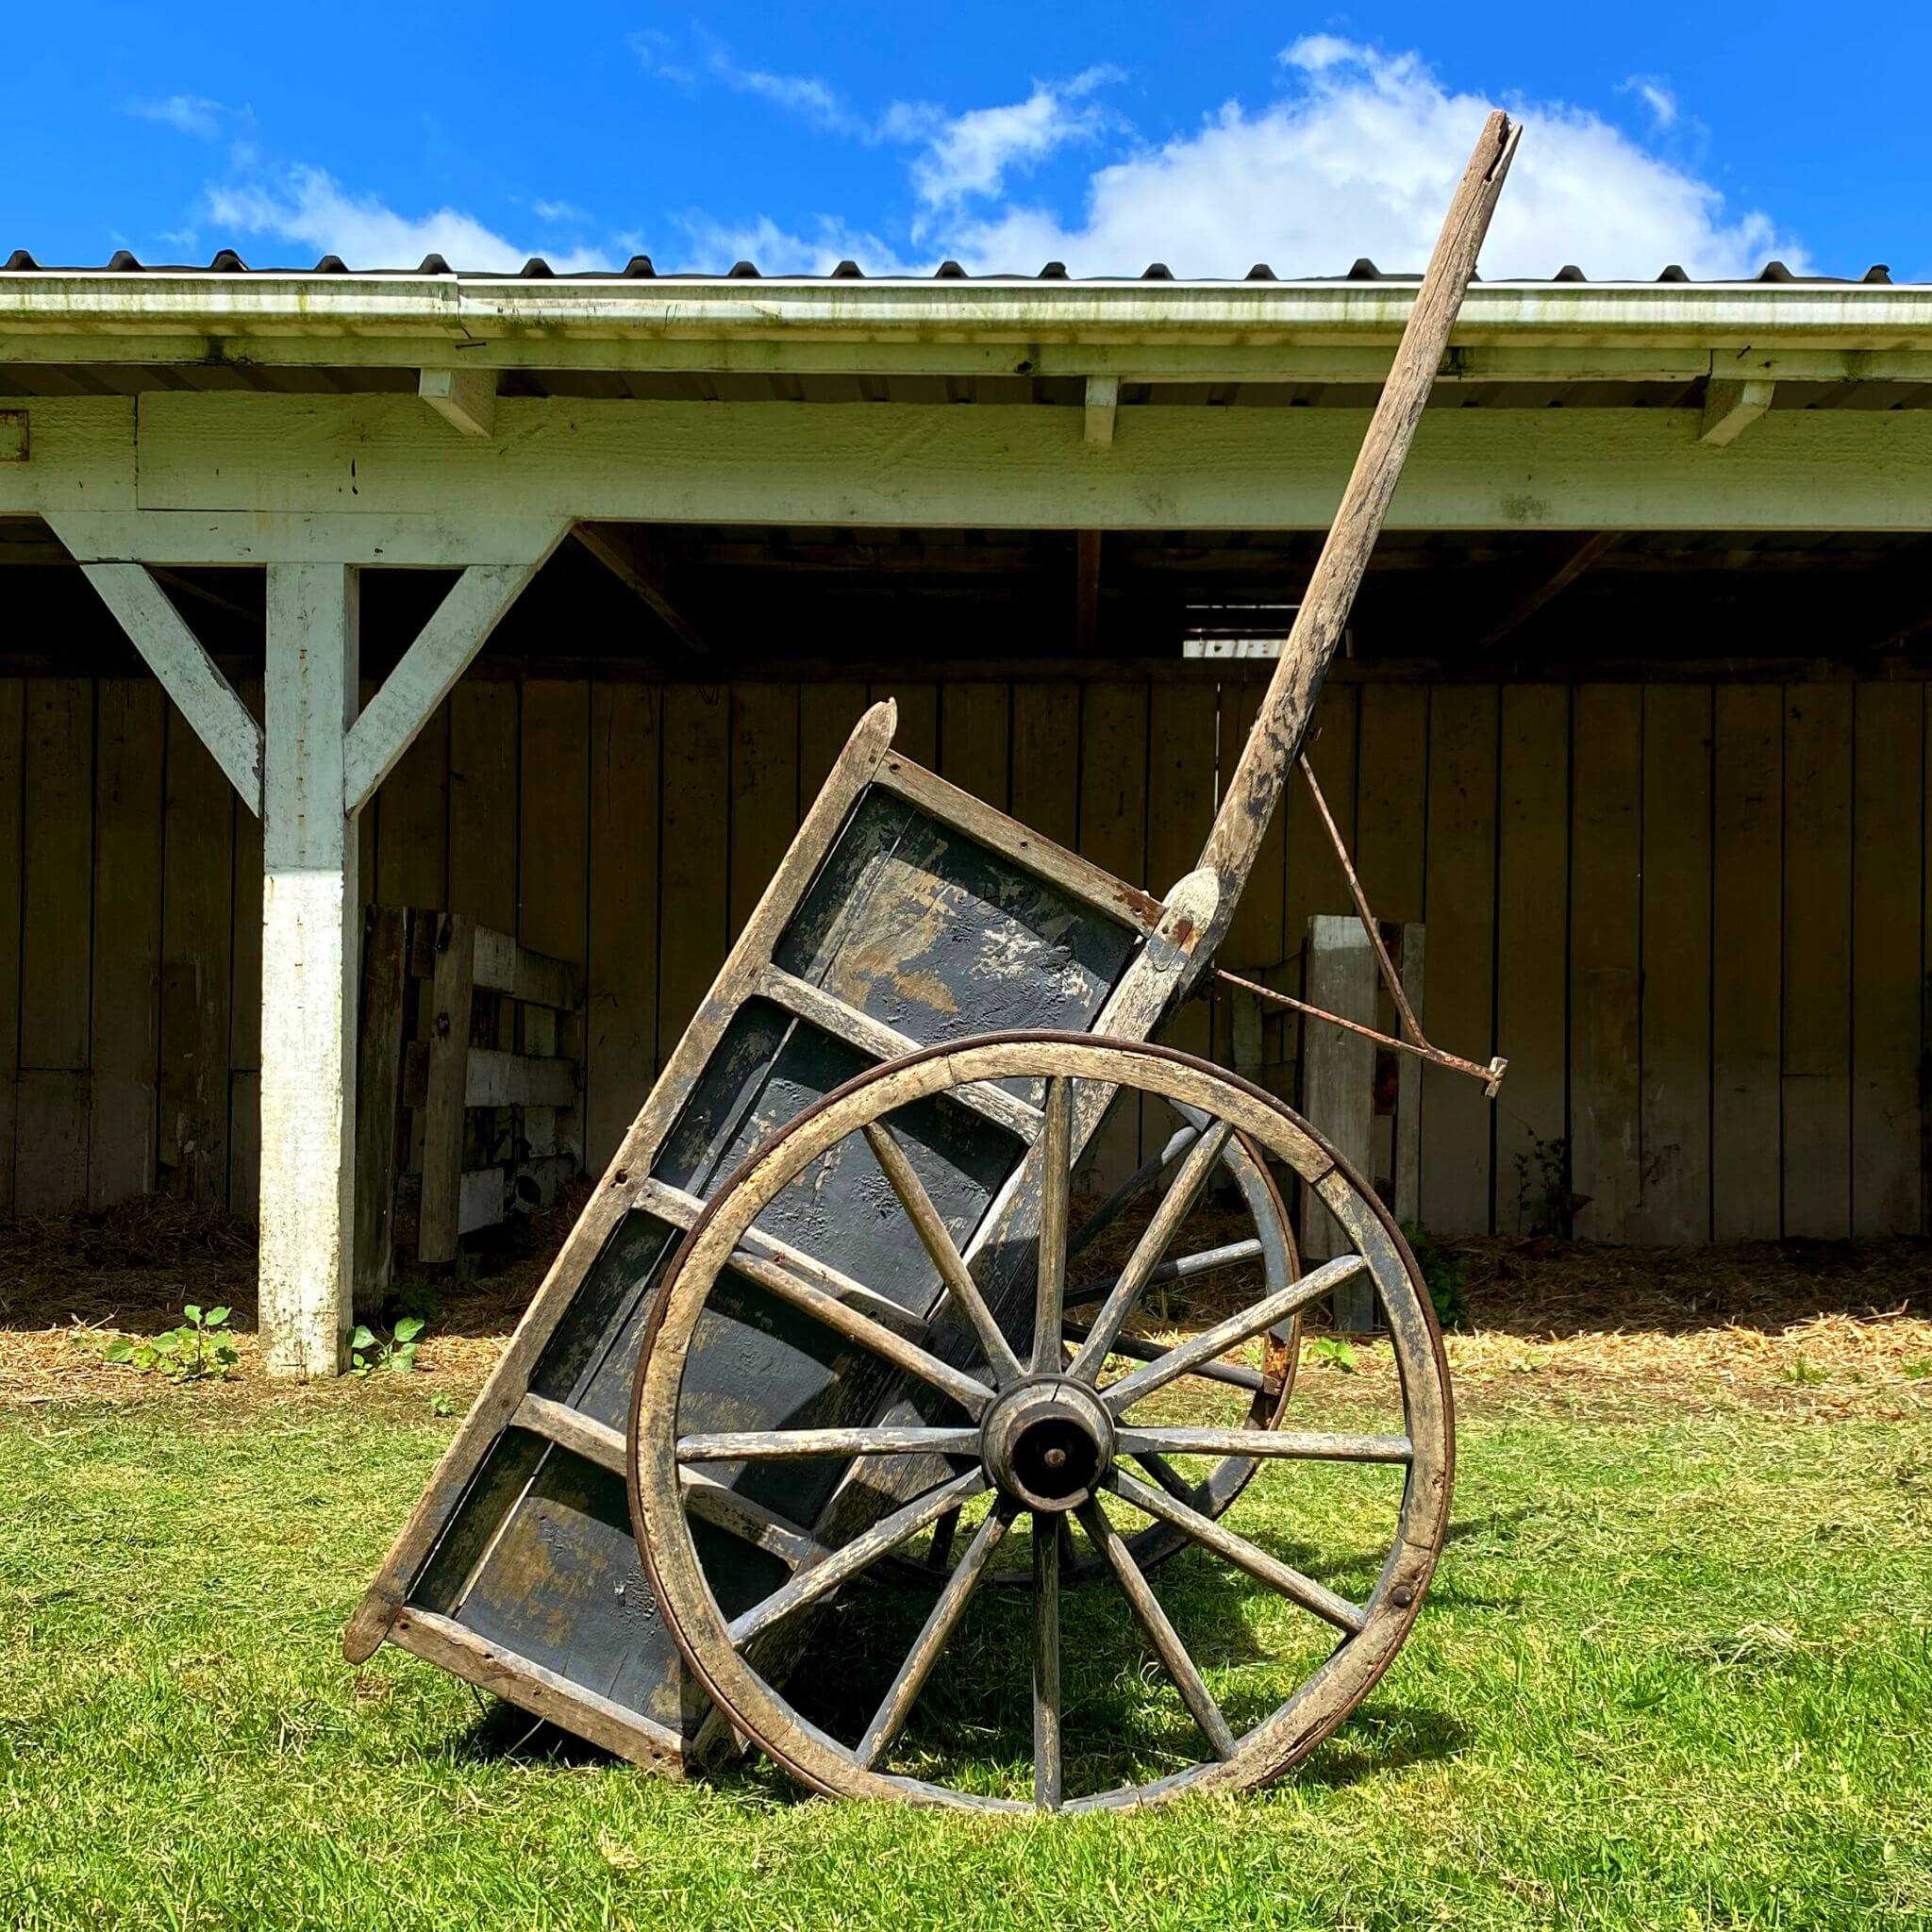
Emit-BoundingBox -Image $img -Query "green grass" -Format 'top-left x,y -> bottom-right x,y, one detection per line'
2,1384 -> 1929,1931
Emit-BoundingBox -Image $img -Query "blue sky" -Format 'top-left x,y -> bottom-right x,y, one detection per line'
6,3 -> 1927,279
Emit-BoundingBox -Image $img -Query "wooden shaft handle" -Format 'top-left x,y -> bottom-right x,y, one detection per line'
1191,112 -> 1520,930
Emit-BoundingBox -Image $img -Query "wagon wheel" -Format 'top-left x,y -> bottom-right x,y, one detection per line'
628,1033 -> 1453,1812
891,1114 -> 1301,1591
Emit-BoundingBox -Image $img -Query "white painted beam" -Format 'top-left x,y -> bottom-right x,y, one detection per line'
16,394 -> 1932,532
419,366 -> 498,440
1700,377 -> 1775,447
113,393 -> 1932,532
70,559 -> 263,811
342,546 -> 562,813
49,508 -> 576,567
1084,375 -> 1120,446
258,563 -> 359,1380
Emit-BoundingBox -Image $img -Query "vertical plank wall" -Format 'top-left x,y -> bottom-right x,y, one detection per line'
0,673 -> 1925,1242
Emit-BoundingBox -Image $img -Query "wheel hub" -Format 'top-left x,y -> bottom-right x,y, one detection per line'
980,1377 -> 1116,1512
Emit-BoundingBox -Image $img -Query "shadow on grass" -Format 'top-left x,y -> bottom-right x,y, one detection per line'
451,1702 -> 621,1769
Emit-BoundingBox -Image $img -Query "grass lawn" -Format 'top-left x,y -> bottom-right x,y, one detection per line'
4,1330 -> 1930,1931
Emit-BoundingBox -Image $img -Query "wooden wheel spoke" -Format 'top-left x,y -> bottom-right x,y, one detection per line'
1065,1236 -> 1266,1312
856,1501 -> 1017,1769
1106,1468 -> 1367,1635
677,1424 -> 982,1462
1134,1448 -> 1203,1504
1030,1076 -> 1074,1373
1117,1426 -> 1413,1465
727,1469 -> 990,1646
924,1505 -> 961,1573
1076,1502 -> 1238,1761
726,1251 -> 996,1417
1068,1122 -> 1234,1382
1102,1255 -> 1367,1415
1063,1320 -> 1266,1394
1033,1515 -> 1062,1809
1065,1122 -> 1199,1261
863,1120 -> 1024,1385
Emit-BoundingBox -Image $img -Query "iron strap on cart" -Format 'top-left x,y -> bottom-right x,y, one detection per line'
347,112 -> 1522,1810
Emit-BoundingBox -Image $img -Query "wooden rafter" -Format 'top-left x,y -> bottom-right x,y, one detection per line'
1474,530 -> 1624,656
574,523 -> 712,659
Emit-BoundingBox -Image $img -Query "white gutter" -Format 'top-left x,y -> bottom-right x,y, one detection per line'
1,273 -> 1930,353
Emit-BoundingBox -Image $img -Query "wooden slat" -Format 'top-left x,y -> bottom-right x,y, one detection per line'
939,681 -> 1010,813
1276,683 -> 1357,1101
14,1069 -> 89,1213
1711,686 -> 1784,1241
1782,684 -> 1854,1239
730,682 -> 800,941
519,680 -> 589,1169
875,757 -> 1161,934
20,679 -> 92,1073
882,680 -> 937,767
1419,684 -> 1497,1235
158,693 -> 232,1205
228,1072 -> 259,1222
1076,681 -> 1149,1191
1353,684 -> 1428,923
227,675 -> 264,1078
656,683 -> 730,1068
1494,686 -> 1568,1235
1569,685 -> 1641,1241
1010,681 -> 1079,852
465,1049 -> 576,1109
1639,686 -> 1713,1243
0,680 -> 22,1211
375,696 -> 448,908
586,681 -> 660,1172
1852,682 -> 1922,1235
1143,681 -> 1217,1159
749,961 -> 1040,1141
88,680 -> 164,1205
416,914 -> 476,1263
449,680 -> 519,930
468,927 -> 582,1009
353,907 -> 409,1304
799,681 -> 868,801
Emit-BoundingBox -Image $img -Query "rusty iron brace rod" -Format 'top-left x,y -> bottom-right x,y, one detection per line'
1211,754 -> 1509,1100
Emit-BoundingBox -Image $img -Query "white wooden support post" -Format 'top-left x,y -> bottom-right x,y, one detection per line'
1299,915 -> 1378,1331
258,564 -> 360,1377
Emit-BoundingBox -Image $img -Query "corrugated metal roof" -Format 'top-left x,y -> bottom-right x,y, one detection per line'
0,248 -> 1903,285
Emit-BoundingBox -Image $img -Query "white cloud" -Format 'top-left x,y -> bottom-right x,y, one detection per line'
910,68 -> 1121,214
127,95 -> 227,140
1624,75 -> 1678,131
941,41 -> 1800,279
532,197 -> 592,226
1282,35 -> 1357,75
204,165 -> 614,271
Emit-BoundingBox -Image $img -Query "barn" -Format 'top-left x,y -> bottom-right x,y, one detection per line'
1,249 -> 1926,1375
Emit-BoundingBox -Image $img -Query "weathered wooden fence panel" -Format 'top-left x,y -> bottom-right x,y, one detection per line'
2,670 -> 1924,1243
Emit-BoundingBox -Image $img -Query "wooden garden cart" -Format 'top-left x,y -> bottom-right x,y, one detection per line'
346,111 -> 1521,1811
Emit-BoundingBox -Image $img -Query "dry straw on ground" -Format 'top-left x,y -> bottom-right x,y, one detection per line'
1,1190 -> 1926,1418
